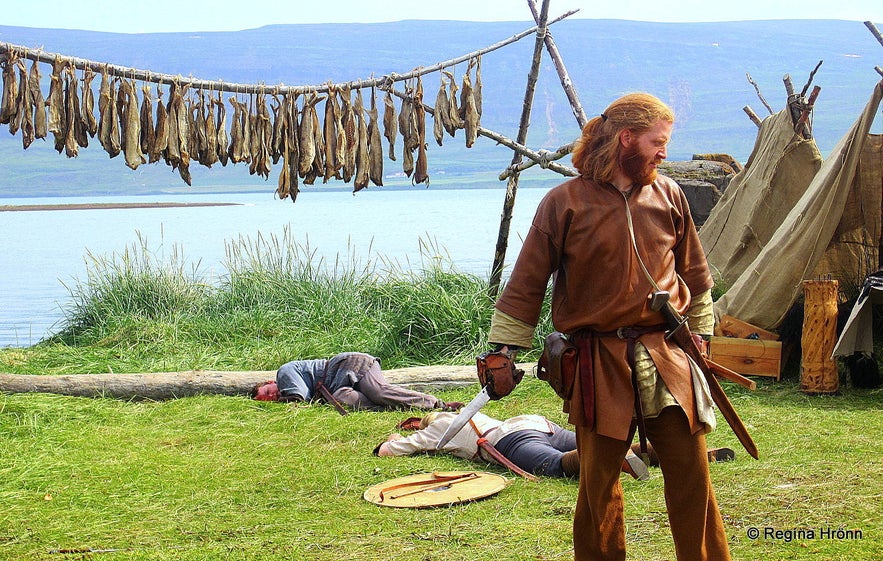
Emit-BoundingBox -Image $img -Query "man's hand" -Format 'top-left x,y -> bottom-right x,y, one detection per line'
477,348 -> 524,400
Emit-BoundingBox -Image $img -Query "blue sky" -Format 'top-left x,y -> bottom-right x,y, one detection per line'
6,0 -> 883,33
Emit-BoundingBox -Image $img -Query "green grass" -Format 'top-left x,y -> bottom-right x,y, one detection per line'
1,234 -> 881,560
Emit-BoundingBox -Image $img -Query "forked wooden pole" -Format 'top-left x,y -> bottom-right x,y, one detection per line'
487,0 -> 551,299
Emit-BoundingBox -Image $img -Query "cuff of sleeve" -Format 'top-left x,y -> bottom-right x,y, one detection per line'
488,308 -> 536,349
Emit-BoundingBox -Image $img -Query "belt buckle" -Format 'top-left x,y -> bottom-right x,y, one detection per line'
616,327 -> 628,339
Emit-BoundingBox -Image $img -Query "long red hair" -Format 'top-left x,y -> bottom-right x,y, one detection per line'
571,93 -> 674,182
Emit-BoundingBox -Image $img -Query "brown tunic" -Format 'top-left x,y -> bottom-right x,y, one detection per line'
495,175 -> 714,441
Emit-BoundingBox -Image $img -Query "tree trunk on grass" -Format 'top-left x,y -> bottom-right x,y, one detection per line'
0,364 -> 536,400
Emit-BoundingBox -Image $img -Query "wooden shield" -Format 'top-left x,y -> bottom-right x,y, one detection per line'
363,471 -> 507,508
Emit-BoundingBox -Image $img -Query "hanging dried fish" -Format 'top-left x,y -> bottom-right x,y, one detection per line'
270,94 -> 284,165
214,92 -> 228,166
203,91 -> 218,167
81,68 -> 98,138
322,86 -> 340,183
433,73 -> 451,146
227,96 -> 245,164
297,93 -> 318,179
0,52 -> 19,126
240,95 -> 253,165
70,68 -> 88,150
150,84 -> 168,164
47,57 -> 67,151
474,55 -> 483,118
29,60 -> 47,141
285,93 -> 300,201
8,58 -> 26,137
15,58 -> 34,148
333,88 -> 347,181
443,70 -> 464,131
398,82 -> 415,178
62,65 -> 83,157
251,93 -> 272,179
193,90 -> 209,166
412,76 -> 429,185
164,83 -> 182,166
353,88 -> 369,191
120,79 -> 144,169
308,92 -> 325,184
339,85 -> 356,183
367,86 -> 383,187
172,84 -> 191,185
382,90 -> 397,161
461,60 -> 480,148
139,84 -> 155,157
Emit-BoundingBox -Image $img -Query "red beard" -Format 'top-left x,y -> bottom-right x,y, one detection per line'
620,144 -> 659,187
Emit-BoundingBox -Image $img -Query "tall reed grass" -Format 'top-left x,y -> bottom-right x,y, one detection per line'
37,229 -> 552,374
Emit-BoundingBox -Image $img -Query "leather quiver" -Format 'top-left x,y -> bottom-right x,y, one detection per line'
537,331 -> 578,400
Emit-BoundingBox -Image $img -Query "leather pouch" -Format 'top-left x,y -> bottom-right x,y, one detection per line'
536,331 -> 578,400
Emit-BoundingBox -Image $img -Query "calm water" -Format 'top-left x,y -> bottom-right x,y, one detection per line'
0,184 -> 555,347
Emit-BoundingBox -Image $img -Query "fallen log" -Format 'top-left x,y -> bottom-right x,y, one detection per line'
0,363 -> 537,401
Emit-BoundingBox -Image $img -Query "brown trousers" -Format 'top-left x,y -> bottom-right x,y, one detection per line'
573,406 -> 731,561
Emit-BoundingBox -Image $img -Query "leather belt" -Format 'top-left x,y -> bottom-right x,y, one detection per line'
594,323 -> 667,464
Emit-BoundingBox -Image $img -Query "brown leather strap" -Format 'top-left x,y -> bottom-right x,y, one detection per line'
315,380 -> 349,416
469,419 -> 539,482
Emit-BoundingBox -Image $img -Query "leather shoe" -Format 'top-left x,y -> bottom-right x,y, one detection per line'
621,449 -> 650,480
707,447 -> 735,462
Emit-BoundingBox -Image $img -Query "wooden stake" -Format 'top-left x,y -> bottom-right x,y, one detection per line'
743,105 -> 762,127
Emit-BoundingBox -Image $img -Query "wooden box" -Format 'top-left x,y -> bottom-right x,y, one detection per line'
709,336 -> 782,380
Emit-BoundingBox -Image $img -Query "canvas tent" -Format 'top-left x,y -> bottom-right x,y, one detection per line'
705,80 -> 883,331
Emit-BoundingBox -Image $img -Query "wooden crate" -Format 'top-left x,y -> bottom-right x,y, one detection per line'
715,314 -> 779,341
709,336 -> 782,380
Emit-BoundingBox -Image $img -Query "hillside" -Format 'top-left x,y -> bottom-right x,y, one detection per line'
0,19 -> 880,198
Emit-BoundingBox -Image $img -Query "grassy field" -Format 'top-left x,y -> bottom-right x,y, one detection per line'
1,236 -> 881,560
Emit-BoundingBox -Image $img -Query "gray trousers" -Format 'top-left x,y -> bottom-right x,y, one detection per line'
331,362 -> 443,411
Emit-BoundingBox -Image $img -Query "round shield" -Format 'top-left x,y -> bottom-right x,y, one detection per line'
363,471 -> 508,508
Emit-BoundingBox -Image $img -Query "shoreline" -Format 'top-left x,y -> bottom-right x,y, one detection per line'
0,201 -> 243,212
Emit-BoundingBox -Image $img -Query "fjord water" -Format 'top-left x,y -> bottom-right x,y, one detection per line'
0,184 -> 553,347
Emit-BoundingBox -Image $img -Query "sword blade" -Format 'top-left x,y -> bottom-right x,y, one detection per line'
434,386 -> 490,450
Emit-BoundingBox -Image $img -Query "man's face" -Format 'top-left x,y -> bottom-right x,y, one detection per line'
620,119 -> 672,186
254,381 -> 280,401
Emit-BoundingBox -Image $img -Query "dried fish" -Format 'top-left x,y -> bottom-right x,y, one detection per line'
322,86 -> 340,182
398,82 -> 415,178
461,61 -> 479,148
214,92 -> 228,166
227,96 -> 245,164
139,84 -> 155,157
202,91 -> 218,166
382,90 -> 397,161
120,79 -> 144,169
9,58 -> 26,137
150,85 -> 168,164
474,55 -> 483,117
367,87 -> 383,187
308,93 -> 325,184
353,88 -> 369,191
29,60 -> 47,141
47,57 -> 66,151
443,70 -> 464,131
433,74 -> 451,146
164,83 -> 181,165
251,93 -> 272,179
270,94 -> 283,165
297,93 -> 318,178
108,77 -> 122,157
0,52 -> 19,125
412,76 -> 429,185
339,85 -> 356,182
81,68 -> 98,138
62,66 -> 84,157
16,58 -> 34,148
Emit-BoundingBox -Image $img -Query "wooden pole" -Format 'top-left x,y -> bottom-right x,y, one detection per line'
0,11 -> 577,97
800,279 -> 840,395
527,0 -> 588,128
487,0 -> 551,299
865,21 -> 883,48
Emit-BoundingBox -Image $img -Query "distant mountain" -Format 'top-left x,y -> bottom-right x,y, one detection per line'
0,19 -> 879,198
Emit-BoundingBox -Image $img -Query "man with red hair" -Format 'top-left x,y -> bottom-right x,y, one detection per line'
487,92 -> 731,560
